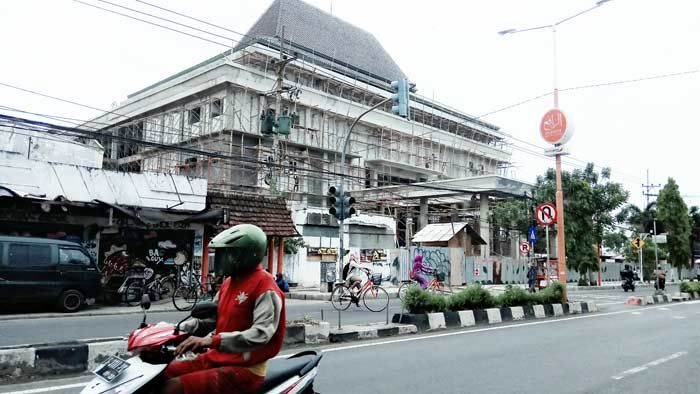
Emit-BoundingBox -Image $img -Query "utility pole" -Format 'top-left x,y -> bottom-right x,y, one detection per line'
271,26 -> 296,190
642,168 -> 661,278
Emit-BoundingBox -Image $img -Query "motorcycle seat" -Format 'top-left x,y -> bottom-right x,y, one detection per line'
258,351 -> 322,392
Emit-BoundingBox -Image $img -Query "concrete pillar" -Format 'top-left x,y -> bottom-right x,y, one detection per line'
418,197 -> 429,231
267,238 -> 275,272
480,193 -> 490,258
277,237 -> 285,274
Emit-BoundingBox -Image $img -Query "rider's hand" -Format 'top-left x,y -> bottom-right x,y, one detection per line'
175,336 -> 212,356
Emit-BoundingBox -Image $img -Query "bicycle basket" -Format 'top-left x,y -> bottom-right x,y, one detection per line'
371,273 -> 382,285
435,272 -> 445,282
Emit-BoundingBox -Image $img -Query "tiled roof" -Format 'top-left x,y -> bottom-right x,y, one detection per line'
237,0 -> 406,83
208,192 -> 299,237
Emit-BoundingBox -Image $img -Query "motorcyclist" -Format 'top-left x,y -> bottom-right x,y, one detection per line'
620,264 -> 634,282
162,224 -> 286,394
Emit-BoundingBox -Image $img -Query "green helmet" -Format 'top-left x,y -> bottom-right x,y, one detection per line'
209,224 -> 267,277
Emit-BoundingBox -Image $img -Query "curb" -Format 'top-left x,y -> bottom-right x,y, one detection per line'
391,301 -> 599,331
626,292 -> 696,306
0,320 -> 414,383
329,322 -> 417,343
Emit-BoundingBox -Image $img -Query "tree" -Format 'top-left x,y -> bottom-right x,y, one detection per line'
533,163 -> 628,282
657,178 -> 691,279
616,202 -> 668,280
489,198 -> 531,255
688,206 -> 700,257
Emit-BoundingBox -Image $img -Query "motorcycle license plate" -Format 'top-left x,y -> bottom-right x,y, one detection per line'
93,355 -> 130,382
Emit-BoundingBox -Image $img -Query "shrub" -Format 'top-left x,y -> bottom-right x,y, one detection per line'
497,285 -> 531,307
403,286 -> 447,314
680,281 -> 700,294
447,284 -> 496,311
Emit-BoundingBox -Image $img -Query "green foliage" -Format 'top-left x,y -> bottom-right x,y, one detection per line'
403,286 -> 447,314
490,199 -> 531,254
533,164 -> 629,277
657,178 -> 692,276
496,285 -> 532,307
404,283 -> 567,313
446,284 -> 496,311
680,281 -> 700,294
283,237 -> 306,255
689,206 -> 700,254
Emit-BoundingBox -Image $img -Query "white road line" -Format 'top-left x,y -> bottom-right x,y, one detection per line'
5,301 -> 699,394
659,307 -> 671,311
631,311 -> 643,315
0,383 -> 87,394
277,300 -> 700,356
611,351 -> 688,380
673,316 -> 686,319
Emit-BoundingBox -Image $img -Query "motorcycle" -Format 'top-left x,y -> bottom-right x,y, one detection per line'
622,277 -> 635,292
81,295 -> 322,394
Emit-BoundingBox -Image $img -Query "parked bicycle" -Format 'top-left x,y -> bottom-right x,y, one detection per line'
330,268 -> 389,312
119,266 -> 177,306
397,269 -> 451,301
172,262 -> 218,311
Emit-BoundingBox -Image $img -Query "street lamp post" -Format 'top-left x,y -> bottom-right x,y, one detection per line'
499,0 -> 612,301
336,97 -> 392,280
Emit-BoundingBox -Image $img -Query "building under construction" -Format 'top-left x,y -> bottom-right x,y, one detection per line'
87,0 -> 530,271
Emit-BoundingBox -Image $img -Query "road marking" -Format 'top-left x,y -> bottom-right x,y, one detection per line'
0,382 -> 87,394
275,300 -> 700,356
5,300 -> 698,394
630,311 -> 643,315
611,351 -> 688,380
659,307 -> 671,311
673,315 -> 686,319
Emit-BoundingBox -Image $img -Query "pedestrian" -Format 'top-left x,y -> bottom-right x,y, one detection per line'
654,265 -> 666,292
275,272 -> 290,293
526,262 -> 538,293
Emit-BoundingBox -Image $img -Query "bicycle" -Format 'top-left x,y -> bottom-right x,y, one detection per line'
172,263 -> 218,311
330,269 -> 389,312
120,267 -> 178,306
397,270 -> 451,301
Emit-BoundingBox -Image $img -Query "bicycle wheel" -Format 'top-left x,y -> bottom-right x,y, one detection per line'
159,276 -> 176,298
397,281 -> 415,301
172,285 -> 198,311
330,285 -> 353,311
125,281 -> 144,307
362,285 -> 389,312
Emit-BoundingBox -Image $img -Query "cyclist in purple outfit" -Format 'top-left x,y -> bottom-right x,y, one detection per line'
411,255 -> 432,289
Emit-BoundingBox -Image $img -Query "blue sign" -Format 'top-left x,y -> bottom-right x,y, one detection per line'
528,227 -> 537,243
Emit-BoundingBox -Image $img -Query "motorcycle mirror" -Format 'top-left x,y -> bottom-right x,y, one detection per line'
190,301 -> 217,319
140,294 -> 151,310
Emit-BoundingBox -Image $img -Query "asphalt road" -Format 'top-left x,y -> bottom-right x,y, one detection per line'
0,298 -> 403,347
2,297 -> 699,394
0,284 -> 677,347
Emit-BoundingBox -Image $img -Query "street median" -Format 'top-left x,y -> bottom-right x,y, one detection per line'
392,301 -> 598,331
0,320 -> 416,384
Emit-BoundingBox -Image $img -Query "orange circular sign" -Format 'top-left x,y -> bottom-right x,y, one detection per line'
540,109 -> 570,144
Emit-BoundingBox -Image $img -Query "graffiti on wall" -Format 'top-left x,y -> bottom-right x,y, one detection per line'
98,229 -> 194,285
414,247 -> 451,282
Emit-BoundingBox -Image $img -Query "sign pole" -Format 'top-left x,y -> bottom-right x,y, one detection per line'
545,225 -> 550,287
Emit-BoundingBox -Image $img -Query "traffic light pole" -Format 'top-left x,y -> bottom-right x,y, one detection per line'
336,97 -> 392,280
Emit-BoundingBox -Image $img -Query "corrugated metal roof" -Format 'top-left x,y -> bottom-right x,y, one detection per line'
0,158 -> 207,211
412,222 -> 469,243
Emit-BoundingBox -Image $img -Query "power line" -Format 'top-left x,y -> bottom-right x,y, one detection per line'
73,0 -> 232,48
93,0 -> 241,45
133,0 -> 250,39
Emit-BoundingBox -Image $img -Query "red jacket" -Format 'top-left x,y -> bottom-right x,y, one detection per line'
202,266 -> 286,367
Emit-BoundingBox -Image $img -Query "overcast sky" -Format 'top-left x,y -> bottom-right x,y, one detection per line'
1,0 -> 698,208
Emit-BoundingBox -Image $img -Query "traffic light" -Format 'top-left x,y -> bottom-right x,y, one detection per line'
327,185 -> 342,219
260,108 -> 275,135
390,78 -> 416,118
342,193 -> 356,220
